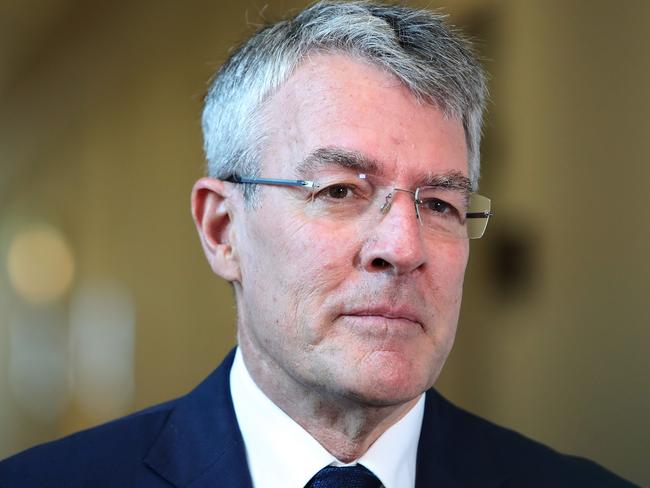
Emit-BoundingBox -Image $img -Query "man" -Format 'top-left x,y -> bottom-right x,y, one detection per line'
0,1 -> 634,487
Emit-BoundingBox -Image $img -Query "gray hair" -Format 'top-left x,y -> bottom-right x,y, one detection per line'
202,0 -> 488,199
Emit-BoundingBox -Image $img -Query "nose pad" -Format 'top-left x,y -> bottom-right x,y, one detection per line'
380,192 -> 394,214
379,189 -> 420,222
360,190 -> 427,275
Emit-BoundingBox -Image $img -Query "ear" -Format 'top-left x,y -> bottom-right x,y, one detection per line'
191,177 -> 241,282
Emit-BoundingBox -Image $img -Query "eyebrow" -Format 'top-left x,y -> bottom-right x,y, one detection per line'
294,146 -> 473,193
295,147 -> 380,177
421,171 -> 473,193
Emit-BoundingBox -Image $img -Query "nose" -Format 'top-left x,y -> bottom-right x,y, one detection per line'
358,192 -> 427,275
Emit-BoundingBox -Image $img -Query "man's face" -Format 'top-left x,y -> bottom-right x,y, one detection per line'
232,54 -> 469,407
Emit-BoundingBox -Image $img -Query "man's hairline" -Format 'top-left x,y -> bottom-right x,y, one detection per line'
241,52 -> 474,205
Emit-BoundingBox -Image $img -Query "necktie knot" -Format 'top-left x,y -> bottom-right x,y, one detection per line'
305,464 -> 382,488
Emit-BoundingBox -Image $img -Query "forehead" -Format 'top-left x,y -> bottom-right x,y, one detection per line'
260,53 -> 468,183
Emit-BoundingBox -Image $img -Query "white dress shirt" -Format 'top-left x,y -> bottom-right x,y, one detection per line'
230,348 -> 425,488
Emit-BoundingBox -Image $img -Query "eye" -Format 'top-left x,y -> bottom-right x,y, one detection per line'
309,177 -> 374,208
429,199 -> 451,213
314,183 -> 361,201
421,198 -> 461,219
326,184 -> 350,199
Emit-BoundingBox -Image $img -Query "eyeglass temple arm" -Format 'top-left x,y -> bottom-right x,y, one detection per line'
226,175 -> 318,189
466,211 -> 493,219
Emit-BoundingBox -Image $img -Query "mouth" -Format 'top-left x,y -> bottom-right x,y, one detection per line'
341,307 -> 422,328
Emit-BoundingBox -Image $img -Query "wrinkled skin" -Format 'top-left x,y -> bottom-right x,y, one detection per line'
193,53 -> 470,459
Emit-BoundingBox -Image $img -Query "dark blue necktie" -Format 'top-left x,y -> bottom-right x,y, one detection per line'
305,464 -> 382,488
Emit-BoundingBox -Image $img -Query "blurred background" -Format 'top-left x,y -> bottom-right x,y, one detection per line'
0,0 -> 648,484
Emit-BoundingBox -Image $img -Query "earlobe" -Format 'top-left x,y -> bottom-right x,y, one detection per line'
191,177 -> 241,282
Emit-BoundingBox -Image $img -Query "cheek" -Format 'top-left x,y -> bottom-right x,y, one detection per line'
443,241 -> 469,281
428,241 -> 469,307
288,218 -> 360,286
243,211 -> 355,312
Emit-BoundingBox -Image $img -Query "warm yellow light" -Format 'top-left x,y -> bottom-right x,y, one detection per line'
7,225 -> 75,304
69,281 -> 136,421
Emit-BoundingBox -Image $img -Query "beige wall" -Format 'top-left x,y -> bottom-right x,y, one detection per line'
0,1 -> 647,484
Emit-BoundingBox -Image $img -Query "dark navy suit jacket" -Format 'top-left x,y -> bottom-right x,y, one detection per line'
0,349 -> 635,487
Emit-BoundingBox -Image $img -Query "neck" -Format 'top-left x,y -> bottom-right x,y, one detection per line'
237,334 -> 420,463
291,395 -> 419,462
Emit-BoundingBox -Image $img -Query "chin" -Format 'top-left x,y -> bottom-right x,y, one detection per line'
341,353 -> 438,407
345,382 -> 427,408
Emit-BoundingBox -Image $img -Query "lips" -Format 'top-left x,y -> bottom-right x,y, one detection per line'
341,307 -> 422,326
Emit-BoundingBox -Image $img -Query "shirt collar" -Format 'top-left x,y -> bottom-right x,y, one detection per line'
230,347 -> 424,488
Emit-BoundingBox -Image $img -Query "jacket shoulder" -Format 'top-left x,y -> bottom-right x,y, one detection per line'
424,390 -> 637,487
0,400 -> 177,488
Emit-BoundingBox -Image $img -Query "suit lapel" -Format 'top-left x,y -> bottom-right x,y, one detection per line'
144,349 -> 253,487
415,390 -> 509,488
143,352 -> 511,487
